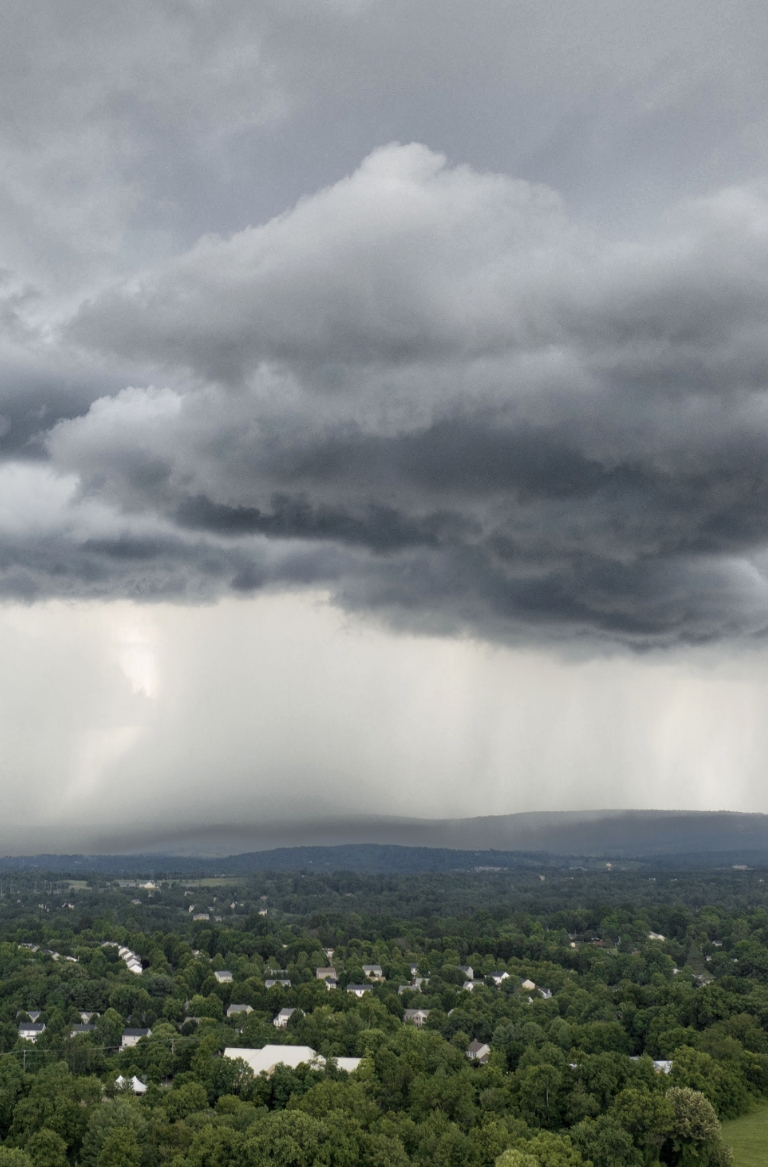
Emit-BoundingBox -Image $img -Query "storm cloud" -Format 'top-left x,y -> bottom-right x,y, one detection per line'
0,145 -> 756,645
0,3 -> 767,649
4,0 -> 768,843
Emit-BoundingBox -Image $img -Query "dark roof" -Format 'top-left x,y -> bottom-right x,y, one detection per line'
71,1024 -> 96,1033
19,1023 -> 45,1032
122,1028 -> 151,1036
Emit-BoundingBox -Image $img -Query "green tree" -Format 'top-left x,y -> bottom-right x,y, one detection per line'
666,1087 -> 732,1167
571,1115 -> 641,1167
0,1150 -> 33,1167
611,1088 -> 674,1166
97,1127 -> 141,1167
25,1128 -> 68,1167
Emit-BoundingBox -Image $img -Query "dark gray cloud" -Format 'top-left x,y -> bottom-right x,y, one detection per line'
0,6 -> 767,650
12,146 -> 758,646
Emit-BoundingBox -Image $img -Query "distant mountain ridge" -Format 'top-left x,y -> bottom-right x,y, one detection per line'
1,809 -> 768,873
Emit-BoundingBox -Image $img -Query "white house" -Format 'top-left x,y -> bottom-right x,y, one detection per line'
490,971 -> 510,986
463,980 -> 475,992
225,1045 -> 324,1076
316,967 -> 337,981
265,979 -> 291,989
214,971 -> 233,984
460,966 -> 474,980
521,979 -> 536,991
18,1023 -> 45,1042
121,1027 -> 152,1050
403,1009 -> 430,1027
346,984 -> 371,998
225,1045 -> 362,1076
466,1040 -> 490,1064
273,1008 -> 296,1029
648,932 -> 666,941
362,964 -> 384,981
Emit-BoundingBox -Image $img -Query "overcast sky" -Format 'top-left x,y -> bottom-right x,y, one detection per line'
2,0 -> 768,852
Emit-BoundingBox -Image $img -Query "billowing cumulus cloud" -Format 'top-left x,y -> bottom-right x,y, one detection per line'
0,144 -> 761,644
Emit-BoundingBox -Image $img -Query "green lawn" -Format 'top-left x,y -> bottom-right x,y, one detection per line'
722,1106 -> 768,1167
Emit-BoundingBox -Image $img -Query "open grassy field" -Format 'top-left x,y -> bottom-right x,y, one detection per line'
722,1106 -> 768,1167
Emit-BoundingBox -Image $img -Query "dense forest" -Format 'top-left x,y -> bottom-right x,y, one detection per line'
0,865 -> 765,1166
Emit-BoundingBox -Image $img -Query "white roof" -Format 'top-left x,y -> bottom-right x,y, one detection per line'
115,1075 -> 147,1094
224,1045 -> 324,1075
335,1057 -> 362,1073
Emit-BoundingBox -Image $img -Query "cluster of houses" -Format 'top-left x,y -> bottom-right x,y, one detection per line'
19,943 -> 77,964
101,941 -> 143,975
17,1013 -> 152,1050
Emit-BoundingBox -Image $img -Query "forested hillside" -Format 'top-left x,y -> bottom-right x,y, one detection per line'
0,866 -> 764,1165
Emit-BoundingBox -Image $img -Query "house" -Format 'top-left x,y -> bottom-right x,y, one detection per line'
323,949 -> 335,960
653,1060 -> 673,1074
466,1040 -> 490,1064
521,979 -> 536,991
333,1057 -> 363,1073
316,967 -> 337,981
346,984 -> 371,998
323,979 -> 338,991
648,932 -> 666,941
460,966 -> 474,980
273,1008 -> 296,1029
214,971 -> 233,984
25,1011 -> 42,1023
115,1075 -> 147,1094
227,1004 -> 253,1018
70,1024 -> 96,1037
118,946 -> 143,975
193,913 -> 210,922
363,964 -> 384,981
265,979 -> 291,989
540,988 -> 553,1000
463,981 -> 475,991
225,1045 -> 325,1076
121,1028 -> 152,1050
489,971 -> 510,986
18,1023 -> 45,1042
408,962 -> 419,975
404,1009 -> 430,1027
80,1012 -> 98,1023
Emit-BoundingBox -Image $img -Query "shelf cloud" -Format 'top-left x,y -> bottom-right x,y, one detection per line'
0,145 -> 763,646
